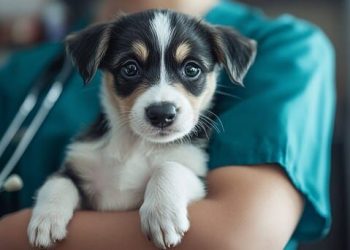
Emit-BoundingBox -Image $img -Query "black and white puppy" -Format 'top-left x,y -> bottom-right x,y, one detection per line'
28,9 -> 256,249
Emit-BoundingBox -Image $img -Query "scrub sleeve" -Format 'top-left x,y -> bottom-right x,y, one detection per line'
204,0 -> 335,247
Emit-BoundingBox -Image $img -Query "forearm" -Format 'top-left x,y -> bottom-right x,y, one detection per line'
0,165 -> 303,250
0,201 -> 226,250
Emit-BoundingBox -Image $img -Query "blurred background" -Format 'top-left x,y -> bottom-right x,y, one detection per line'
0,0 -> 96,64
0,0 -> 348,249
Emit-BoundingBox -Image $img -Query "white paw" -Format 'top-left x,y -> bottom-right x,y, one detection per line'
140,201 -> 190,249
28,210 -> 71,248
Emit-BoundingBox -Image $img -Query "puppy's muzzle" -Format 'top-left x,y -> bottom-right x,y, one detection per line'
145,102 -> 177,128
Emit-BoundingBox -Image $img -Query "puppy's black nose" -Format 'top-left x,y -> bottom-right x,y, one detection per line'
146,102 -> 177,128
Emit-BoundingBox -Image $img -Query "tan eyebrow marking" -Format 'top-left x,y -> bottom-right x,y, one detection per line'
104,72 -> 147,115
132,41 -> 149,62
175,42 -> 191,63
173,72 -> 216,112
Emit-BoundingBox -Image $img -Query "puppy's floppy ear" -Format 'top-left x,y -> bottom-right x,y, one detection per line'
211,26 -> 257,85
65,23 -> 112,84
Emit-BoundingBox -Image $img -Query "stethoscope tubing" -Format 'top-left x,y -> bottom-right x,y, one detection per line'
0,57 -> 74,189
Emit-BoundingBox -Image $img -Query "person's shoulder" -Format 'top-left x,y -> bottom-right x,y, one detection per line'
205,1 -> 334,69
0,42 -> 65,85
0,42 -> 65,95
204,0 -> 262,28
1,42 -> 63,68
205,0 -> 332,43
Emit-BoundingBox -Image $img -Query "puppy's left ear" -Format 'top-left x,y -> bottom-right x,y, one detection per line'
65,23 -> 112,84
211,26 -> 257,85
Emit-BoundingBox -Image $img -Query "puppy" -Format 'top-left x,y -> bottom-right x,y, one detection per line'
28,9 -> 256,249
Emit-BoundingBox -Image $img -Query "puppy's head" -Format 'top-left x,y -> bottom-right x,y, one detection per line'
66,9 -> 256,143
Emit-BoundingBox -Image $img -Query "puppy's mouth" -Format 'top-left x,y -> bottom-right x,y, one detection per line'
137,126 -> 188,143
154,128 -> 180,137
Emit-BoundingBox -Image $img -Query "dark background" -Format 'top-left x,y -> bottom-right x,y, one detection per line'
0,0 -> 348,249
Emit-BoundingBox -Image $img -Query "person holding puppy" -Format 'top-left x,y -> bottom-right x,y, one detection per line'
0,0 -> 335,249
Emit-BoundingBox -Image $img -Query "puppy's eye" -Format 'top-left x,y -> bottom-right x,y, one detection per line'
183,62 -> 201,79
121,61 -> 139,78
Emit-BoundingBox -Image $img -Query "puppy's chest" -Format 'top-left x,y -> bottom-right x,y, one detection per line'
77,147 -> 152,211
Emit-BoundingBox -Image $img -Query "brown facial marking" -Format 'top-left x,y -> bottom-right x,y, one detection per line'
104,72 -> 121,113
132,41 -> 149,62
200,72 -> 217,111
173,72 -> 216,115
104,72 -> 147,120
175,42 -> 191,64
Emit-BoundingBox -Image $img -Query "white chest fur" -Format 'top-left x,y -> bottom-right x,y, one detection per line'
66,127 -> 207,211
67,135 -> 151,211
61,82 -> 206,210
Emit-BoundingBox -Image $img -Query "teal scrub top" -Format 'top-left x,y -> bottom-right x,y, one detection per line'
0,1 -> 335,248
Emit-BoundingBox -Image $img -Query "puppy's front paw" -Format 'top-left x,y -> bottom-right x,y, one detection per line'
140,201 -> 190,249
28,210 -> 71,248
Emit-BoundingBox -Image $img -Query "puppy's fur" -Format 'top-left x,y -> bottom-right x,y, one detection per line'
28,9 -> 256,249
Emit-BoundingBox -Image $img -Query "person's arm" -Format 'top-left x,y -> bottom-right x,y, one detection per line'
0,165 -> 303,250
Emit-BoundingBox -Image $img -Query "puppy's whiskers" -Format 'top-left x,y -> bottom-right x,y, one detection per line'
199,114 -> 222,134
215,90 -> 242,100
201,116 -> 220,134
195,120 -> 210,140
206,110 -> 225,132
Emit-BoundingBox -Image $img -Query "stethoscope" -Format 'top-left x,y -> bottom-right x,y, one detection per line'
0,53 -> 74,193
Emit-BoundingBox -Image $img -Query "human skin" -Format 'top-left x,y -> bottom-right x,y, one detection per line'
0,1 -> 304,249
0,165 -> 303,250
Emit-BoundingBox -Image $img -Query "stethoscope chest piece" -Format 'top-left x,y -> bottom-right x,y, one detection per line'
1,174 -> 23,193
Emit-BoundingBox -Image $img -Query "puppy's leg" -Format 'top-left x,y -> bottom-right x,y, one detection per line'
28,175 -> 80,248
140,162 -> 205,249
